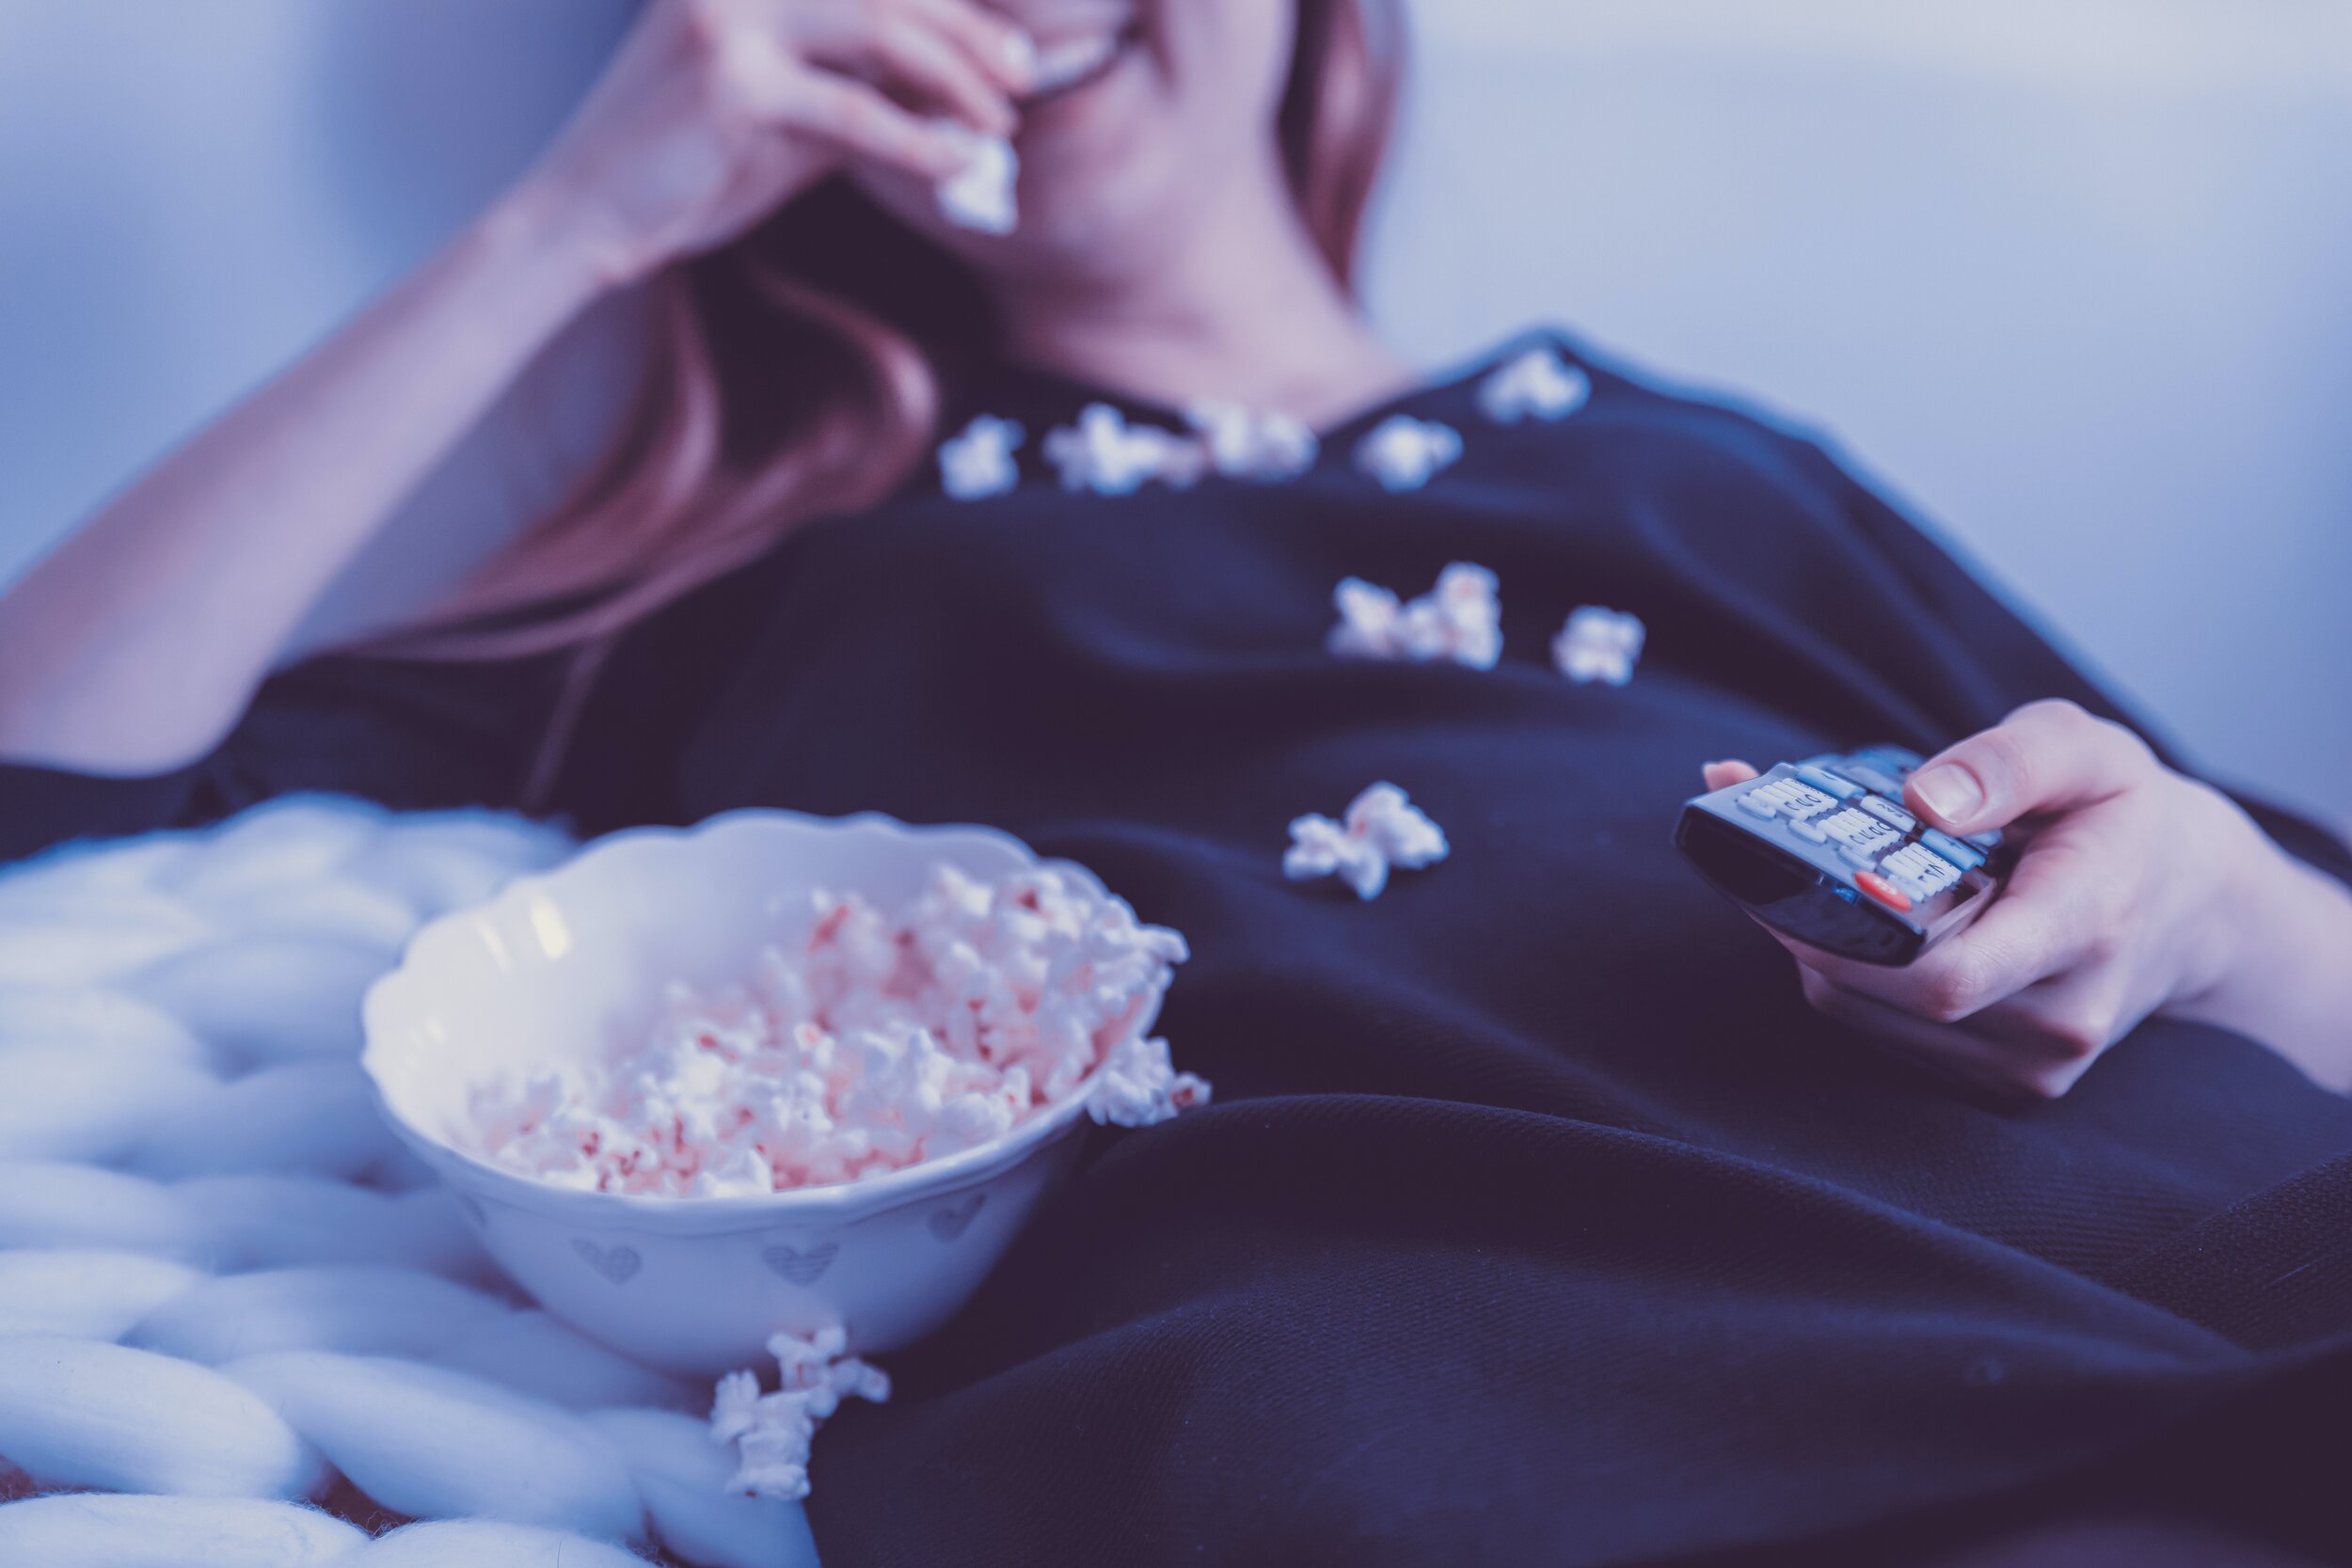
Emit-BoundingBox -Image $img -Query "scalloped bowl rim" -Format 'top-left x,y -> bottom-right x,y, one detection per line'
360,809 -> 1143,1230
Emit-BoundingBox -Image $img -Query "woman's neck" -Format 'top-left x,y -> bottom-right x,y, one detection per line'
986,166 -> 1414,432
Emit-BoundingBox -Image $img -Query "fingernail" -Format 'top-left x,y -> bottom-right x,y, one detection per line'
1910,764 -> 1982,826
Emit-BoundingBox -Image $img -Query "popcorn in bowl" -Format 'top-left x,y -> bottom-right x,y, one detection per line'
360,810 -> 1207,1381
463,863 -> 1205,1200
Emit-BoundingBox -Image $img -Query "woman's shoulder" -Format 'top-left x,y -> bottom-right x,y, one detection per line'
1396,325 -> 1878,512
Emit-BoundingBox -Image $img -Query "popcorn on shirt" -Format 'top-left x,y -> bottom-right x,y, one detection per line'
1554,606 -> 1646,687
1184,398 -> 1319,483
1285,783 -> 1451,901
1478,345 -> 1591,425
1327,562 -> 1502,671
938,415 -> 1025,500
1043,404 -> 1209,495
1354,415 -> 1464,493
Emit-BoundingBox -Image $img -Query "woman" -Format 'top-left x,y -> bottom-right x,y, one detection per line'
3,2 -> 2350,1561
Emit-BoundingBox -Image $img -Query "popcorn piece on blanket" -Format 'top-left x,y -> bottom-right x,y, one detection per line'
1477,345 -> 1591,424
937,414 -> 1025,500
1353,414 -> 1463,493
467,863 -> 1199,1196
1284,783 -> 1450,901
1552,605 -> 1646,687
934,125 -> 1019,235
1184,398 -> 1319,483
1327,562 -> 1502,670
1043,404 -> 1209,495
710,1325 -> 891,1502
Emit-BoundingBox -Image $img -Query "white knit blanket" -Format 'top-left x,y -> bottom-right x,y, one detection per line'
0,797 -> 820,1568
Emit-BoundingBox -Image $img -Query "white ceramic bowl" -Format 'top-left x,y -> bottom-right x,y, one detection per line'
361,809 -> 1157,1379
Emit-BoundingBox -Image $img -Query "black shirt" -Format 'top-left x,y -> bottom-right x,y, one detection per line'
8,332 -> 2352,1565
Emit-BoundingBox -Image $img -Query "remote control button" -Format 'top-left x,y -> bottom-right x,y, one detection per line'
1737,790 -> 1780,818
1795,765 -> 1864,800
1777,784 -> 1836,822
1853,870 -> 1912,911
1838,835 -> 1891,867
1882,843 -> 1963,896
1919,829 -> 1985,871
1818,808 -> 1874,844
1858,796 -> 1916,832
1832,820 -> 1900,864
1850,746 -> 1925,776
1841,764 -> 1904,797
1788,816 -> 1829,844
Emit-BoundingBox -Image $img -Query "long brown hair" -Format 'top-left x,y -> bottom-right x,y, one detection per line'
382,0 -> 1406,665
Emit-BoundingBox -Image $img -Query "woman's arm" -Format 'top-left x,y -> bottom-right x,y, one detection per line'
0,201 -> 606,773
2177,832 -> 2352,1088
0,0 -> 1029,777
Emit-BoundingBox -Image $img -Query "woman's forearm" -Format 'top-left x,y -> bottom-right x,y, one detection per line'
2172,838 -> 2352,1093
0,190 -> 612,774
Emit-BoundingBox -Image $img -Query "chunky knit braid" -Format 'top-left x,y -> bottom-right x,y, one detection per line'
0,800 -> 813,1568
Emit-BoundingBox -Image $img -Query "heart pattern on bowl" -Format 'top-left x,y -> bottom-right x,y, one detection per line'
573,1237 -> 642,1285
928,1193 -> 986,1243
760,1242 -> 839,1285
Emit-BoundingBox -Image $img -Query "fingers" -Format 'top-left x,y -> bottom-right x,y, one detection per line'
1795,966 -> 2102,1100
902,0 -> 1037,93
1904,698 -> 2154,836
1700,759 -> 1759,792
831,7 -> 1021,136
1793,967 -> 2035,1098
793,0 -> 1027,132
1760,835 -> 2113,1025
767,69 -> 976,177
699,0 -> 1024,166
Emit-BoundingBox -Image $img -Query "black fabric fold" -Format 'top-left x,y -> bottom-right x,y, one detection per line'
0,755 -> 203,863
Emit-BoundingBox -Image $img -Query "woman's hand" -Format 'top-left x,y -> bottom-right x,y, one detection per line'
1707,699 -> 2352,1099
0,0 -> 1027,772
510,0 -> 1035,289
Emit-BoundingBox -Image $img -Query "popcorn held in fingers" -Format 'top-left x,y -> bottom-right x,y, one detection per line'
1478,345 -> 1592,425
465,863 -> 1200,1197
1285,783 -> 1451,901
934,124 -> 1020,236
1043,404 -> 1210,496
1184,398 -> 1320,483
709,1325 -> 891,1502
1553,606 -> 1646,687
1354,415 -> 1463,493
938,415 -> 1025,501
1327,562 -> 1502,670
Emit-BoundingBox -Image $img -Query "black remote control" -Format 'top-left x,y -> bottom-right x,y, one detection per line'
1673,745 -> 2012,965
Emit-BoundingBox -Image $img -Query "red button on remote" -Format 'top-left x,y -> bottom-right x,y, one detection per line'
1853,870 -> 1912,912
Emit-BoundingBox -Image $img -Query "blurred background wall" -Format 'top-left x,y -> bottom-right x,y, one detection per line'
2,0 -> 2346,830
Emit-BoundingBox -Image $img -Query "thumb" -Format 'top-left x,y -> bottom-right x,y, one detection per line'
1701,759 -> 1760,792
1905,699 -> 2155,835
